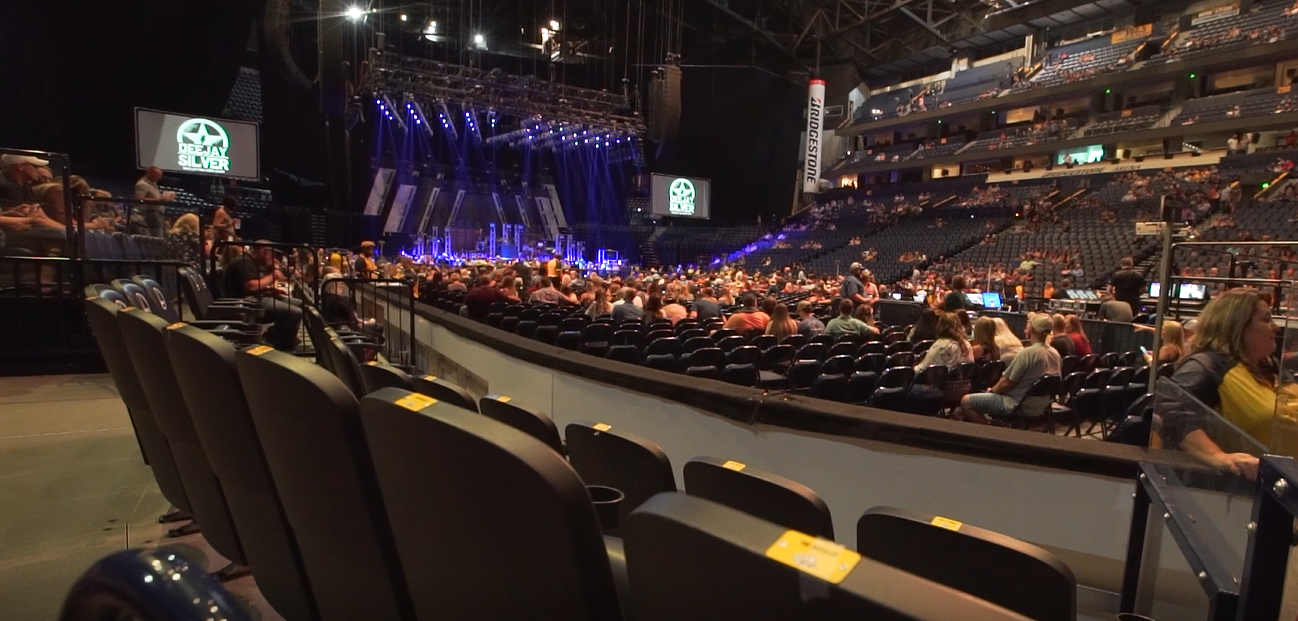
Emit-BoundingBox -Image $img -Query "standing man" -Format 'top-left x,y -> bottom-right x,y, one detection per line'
1109,257 -> 1145,314
841,263 -> 869,308
354,241 -> 379,278
134,166 -> 175,237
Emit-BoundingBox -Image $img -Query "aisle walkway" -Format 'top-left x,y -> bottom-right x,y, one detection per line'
0,374 -> 277,620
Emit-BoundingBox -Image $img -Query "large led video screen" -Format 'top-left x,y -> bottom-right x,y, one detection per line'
651,173 -> 711,219
135,108 -> 260,180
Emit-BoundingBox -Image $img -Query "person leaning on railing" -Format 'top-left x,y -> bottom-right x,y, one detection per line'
1163,288 -> 1298,480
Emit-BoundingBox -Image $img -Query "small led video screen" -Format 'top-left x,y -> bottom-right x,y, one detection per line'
136,108 -> 261,180
651,174 -> 711,219
981,291 -> 1002,308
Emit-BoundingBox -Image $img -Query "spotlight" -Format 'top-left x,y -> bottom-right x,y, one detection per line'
345,6 -> 365,20
549,19 -> 560,30
473,33 -> 486,47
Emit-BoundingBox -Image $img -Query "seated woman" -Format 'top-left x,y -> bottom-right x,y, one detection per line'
1063,315 -> 1092,357
1157,320 -> 1187,365
1164,288 -> 1297,479
915,312 -> 975,373
970,317 -> 1001,363
992,317 -> 1024,362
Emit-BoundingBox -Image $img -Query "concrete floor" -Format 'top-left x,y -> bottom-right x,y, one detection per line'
0,374 -> 279,621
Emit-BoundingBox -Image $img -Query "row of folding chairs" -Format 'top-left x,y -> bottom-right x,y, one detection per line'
85,285 -> 1074,621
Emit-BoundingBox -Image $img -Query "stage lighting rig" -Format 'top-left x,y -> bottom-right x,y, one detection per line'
374,93 -> 405,131
407,97 -> 434,137
370,50 -> 644,144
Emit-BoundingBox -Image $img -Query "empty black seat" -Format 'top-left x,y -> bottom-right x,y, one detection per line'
626,493 -> 1032,621
236,348 -> 416,621
359,361 -> 416,394
117,309 -> 247,571
359,389 -> 625,621
167,326 -> 318,621
83,295 -> 192,520
411,374 -> 478,412
565,421 -> 677,526
479,395 -> 564,454
683,456 -> 834,539
856,506 -> 1076,621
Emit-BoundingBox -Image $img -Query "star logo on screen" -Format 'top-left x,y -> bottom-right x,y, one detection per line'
668,177 -> 696,215
175,118 -> 231,174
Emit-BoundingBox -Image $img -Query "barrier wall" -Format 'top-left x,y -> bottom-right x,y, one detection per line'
370,294 -> 1244,619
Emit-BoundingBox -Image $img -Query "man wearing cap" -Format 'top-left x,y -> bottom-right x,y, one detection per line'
134,166 -> 175,238
957,313 -> 1061,424
354,241 -> 378,278
796,300 -> 825,337
841,263 -> 869,307
227,241 -> 303,351
0,154 -> 46,205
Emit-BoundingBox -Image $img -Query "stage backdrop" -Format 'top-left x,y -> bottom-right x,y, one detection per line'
658,66 -> 804,224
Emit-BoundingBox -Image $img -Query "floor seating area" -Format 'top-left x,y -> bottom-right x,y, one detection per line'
427,288 -> 1155,443
81,272 -> 1083,620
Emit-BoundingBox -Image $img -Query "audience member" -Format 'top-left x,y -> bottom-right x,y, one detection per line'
225,241 -> 303,351
958,313 -> 1061,424
165,213 -> 202,268
825,299 -> 873,336
133,166 -> 174,237
1064,315 -> 1092,356
765,303 -> 799,341
970,317 -> 1001,362
1097,293 -> 1134,322
1049,314 -> 1075,357
796,300 -> 825,337
612,289 -> 645,323
722,293 -> 770,336
915,312 -> 974,372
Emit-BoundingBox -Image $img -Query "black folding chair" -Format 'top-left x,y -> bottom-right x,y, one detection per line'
626,493 -> 1034,621
565,421 -> 676,532
683,456 -> 833,539
360,390 -> 625,621
856,506 -> 1075,621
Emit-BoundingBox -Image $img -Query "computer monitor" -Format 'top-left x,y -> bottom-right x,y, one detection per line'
981,291 -> 1002,309
1065,290 -> 1082,300
964,292 -> 985,307
1179,283 -> 1207,300
1083,290 -> 1099,301
1148,282 -> 1161,298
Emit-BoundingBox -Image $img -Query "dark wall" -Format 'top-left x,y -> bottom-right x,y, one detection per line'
656,66 -> 803,224
0,0 -> 258,180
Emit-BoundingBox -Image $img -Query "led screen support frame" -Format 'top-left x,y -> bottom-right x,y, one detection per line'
134,107 -> 261,180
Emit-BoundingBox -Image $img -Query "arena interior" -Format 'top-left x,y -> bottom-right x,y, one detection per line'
5,0 -> 1298,619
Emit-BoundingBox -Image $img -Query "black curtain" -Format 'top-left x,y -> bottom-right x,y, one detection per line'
0,0 -> 258,180
655,66 -> 804,224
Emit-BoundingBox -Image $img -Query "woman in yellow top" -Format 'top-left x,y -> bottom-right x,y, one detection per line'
1164,288 -> 1297,479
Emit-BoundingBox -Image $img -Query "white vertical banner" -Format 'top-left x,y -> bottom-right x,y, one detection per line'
802,79 -> 826,194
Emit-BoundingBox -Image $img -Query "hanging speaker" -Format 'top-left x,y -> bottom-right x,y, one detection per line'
648,65 -> 682,145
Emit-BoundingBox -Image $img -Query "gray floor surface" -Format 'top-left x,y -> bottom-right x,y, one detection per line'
0,373 -> 280,621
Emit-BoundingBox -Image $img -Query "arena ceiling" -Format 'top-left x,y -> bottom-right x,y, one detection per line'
700,0 -> 1167,83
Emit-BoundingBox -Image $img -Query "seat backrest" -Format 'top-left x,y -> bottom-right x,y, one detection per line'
131,275 -> 180,323
235,348 -> 415,621
681,336 -> 713,354
83,297 -> 191,514
360,361 -> 415,394
111,279 -> 156,315
683,456 -> 834,539
117,309 -> 245,566
856,506 -> 1075,621
565,421 -> 676,521
166,326 -> 318,621
177,266 -> 215,318
878,366 -> 916,389
325,336 -> 368,396
821,354 -> 855,376
411,374 -> 479,412
626,493 -> 1034,621
359,389 -> 622,621
685,347 -> 725,369
480,395 -> 564,454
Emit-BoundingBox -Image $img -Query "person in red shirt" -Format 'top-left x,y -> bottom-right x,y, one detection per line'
463,276 -> 518,320
722,293 -> 770,336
